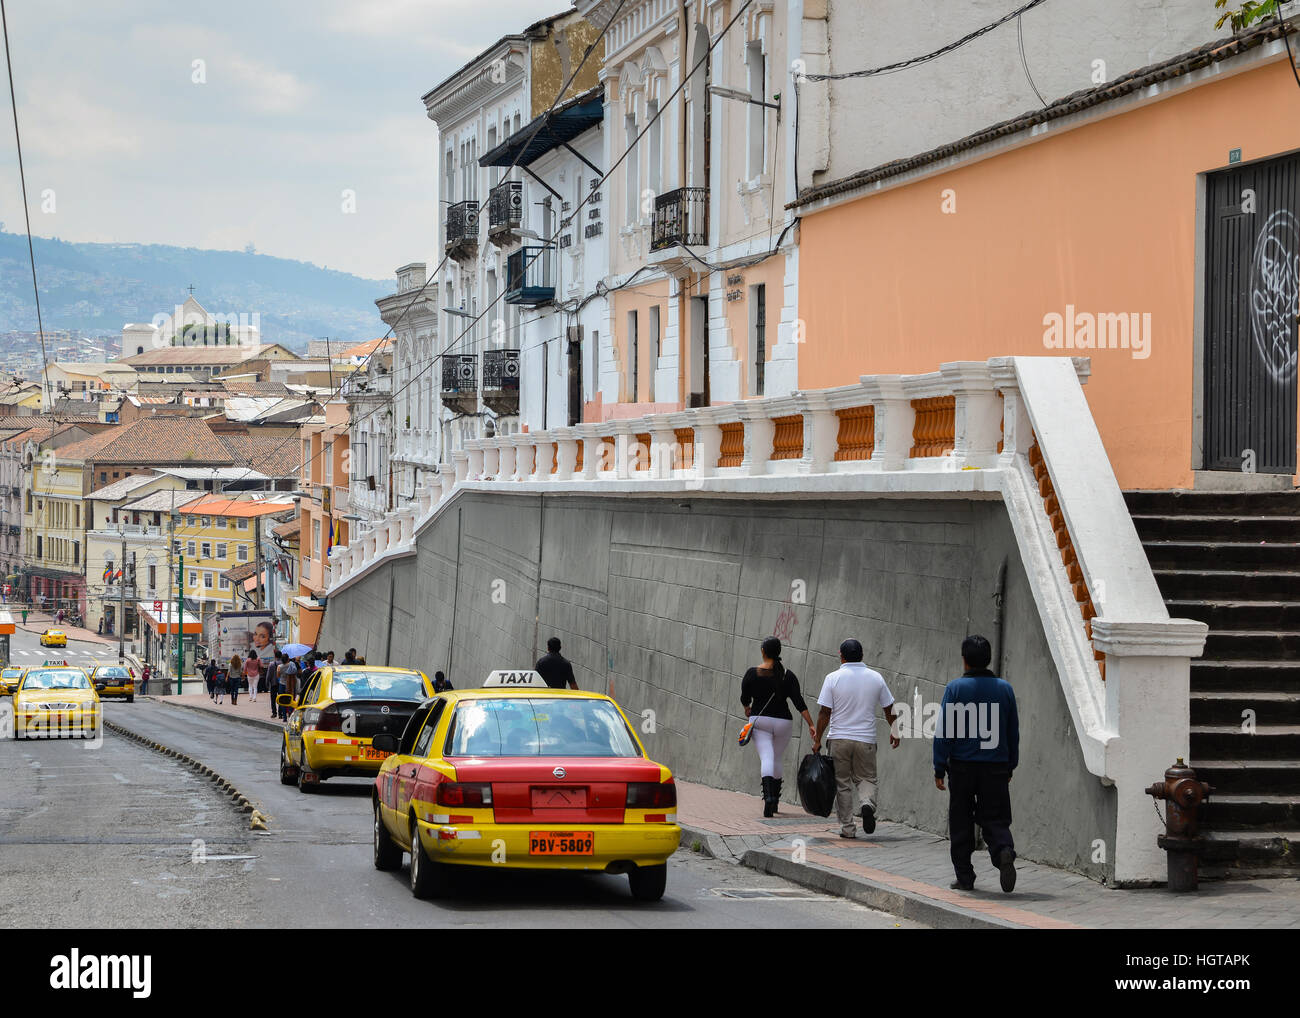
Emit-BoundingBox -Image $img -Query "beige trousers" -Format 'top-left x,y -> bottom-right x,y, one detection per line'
829,738 -> 878,835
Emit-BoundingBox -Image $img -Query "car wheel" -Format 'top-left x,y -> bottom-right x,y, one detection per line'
409,817 -> 448,899
628,863 -> 667,902
279,743 -> 297,785
373,802 -> 401,871
126,695 -> 134,704
297,749 -> 317,793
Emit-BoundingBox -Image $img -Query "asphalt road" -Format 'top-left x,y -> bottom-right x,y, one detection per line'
0,627 -> 926,928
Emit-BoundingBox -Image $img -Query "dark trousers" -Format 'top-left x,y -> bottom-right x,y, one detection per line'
947,760 -> 1015,883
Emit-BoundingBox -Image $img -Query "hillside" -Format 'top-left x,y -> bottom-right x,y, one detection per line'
0,229 -> 390,351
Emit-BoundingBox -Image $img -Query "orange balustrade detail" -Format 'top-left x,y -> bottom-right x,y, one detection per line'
909,396 -> 956,458
674,428 -> 695,470
718,422 -> 744,468
633,433 -> 651,472
574,439 -> 584,473
1029,438 -> 1105,680
771,415 -> 804,460
833,406 -> 875,461
547,443 -> 557,475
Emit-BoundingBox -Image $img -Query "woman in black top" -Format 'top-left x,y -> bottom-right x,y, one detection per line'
741,637 -> 815,817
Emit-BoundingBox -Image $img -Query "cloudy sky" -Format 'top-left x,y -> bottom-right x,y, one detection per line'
0,0 -> 568,281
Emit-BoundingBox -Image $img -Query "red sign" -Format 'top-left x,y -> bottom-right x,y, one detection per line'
153,600 -> 163,613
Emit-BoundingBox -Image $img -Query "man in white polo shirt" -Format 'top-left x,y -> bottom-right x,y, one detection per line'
812,638 -> 900,839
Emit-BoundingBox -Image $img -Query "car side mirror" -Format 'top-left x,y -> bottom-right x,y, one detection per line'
94,682 -> 105,692
276,693 -> 295,708
372,733 -> 400,755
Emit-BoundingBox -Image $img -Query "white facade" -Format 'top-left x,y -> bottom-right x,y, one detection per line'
376,263 -> 438,504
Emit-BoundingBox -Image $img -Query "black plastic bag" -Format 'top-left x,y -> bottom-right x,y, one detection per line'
797,752 -> 836,817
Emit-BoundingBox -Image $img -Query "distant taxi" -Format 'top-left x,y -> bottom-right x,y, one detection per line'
87,663 -> 136,702
39,629 -> 67,648
279,666 -> 435,792
0,666 -> 22,696
12,664 -> 102,739
372,670 -> 680,902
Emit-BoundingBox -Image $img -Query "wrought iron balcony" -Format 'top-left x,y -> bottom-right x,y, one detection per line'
481,348 -> 520,416
505,246 -> 555,306
651,186 -> 708,250
487,180 -> 523,240
444,199 -> 480,260
440,354 -> 479,414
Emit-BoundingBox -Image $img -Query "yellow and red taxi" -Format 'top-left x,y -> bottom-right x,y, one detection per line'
0,666 -> 23,695
39,629 -> 67,648
87,663 -> 136,702
12,663 -> 102,739
372,670 -> 681,902
279,665 -> 435,792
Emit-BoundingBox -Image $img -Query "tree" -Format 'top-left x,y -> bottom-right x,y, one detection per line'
1215,0 -> 1293,31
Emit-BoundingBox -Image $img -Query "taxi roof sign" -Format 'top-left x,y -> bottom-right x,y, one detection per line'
483,669 -> 547,688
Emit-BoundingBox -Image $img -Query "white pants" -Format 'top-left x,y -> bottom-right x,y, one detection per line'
751,715 -> 793,779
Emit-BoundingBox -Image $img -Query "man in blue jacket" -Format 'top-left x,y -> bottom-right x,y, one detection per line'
933,634 -> 1019,893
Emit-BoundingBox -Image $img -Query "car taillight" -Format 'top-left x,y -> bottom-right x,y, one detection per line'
311,707 -> 342,732
437,782 -> 493,807
626,780 -> 676,808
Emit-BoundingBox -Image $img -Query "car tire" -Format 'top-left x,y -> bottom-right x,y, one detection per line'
373,803 -> 401,871
297,751 -> 317,793
279,743 -> 297,785
628,863 -> 668,902
126,695 -> 134,704
409,817 -> 448,900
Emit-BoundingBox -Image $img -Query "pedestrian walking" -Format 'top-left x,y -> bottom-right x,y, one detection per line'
266,652 -> 281,718
279,656 -> 298,721
740,637 -> 815,817
934,634 -> 1020,893
535,637 -> 578,690
204,658 -> 219,701
140,664 -> 150,696
228,654 -> 243,705
812,638 -> 901,839
433,670 -> 453,693
344,648 -> 358,665
243,651 -> 261,703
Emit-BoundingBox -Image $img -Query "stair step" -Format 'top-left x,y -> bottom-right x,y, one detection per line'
1142,541 -> 1300,569
1193,759 -> 1300,794
1191,690 -> 1300,725
1191,660 -> 1300,691
1166,599 -> 1300,629
1199,794 -> 1300,829
1196,828 -> 1298,869
1191,724 -> 1300,759
1124,490 -> 1300,515
1203,630 -> 1300,660
1154,569 -> 1300,599
1132,514 -> 1300,542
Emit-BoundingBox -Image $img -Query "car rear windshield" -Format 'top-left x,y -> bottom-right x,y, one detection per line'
22,669 -> 90,690
329,670 -> 426,702
445,697 -> 641,758
2,669 -> 21,678
96,668 -> 129,679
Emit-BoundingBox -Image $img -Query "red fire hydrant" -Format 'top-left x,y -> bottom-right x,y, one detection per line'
1145,758 -> 1213,891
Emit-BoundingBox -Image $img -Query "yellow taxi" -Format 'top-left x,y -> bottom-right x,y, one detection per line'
87,663 -> 136,702
12,663 -> 102,739
279,665 -> 435,793
39,629 -> 67,648
372,670 -> 681,902
0,666 -> 22,695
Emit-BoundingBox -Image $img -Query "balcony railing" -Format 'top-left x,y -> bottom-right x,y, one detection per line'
505,246 -> 555,306
440,354 -> 478,413
488,180 -> 523,240
481,348 -> 520,415
444,200 -> 480,259
651,186 -> 708,250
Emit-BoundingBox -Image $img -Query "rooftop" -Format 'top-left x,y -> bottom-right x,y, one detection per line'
177,494 -> 296,518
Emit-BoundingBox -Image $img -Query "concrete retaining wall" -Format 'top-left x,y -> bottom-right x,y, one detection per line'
318,489 -> 1116,881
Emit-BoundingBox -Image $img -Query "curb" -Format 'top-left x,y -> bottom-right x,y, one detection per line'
104,719 -> 271,831
739,845 -> 1017,930
679,823 -> 741,864
152,696 -> 285,734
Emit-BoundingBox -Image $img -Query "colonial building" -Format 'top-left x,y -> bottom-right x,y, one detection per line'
375,264 -> 437,503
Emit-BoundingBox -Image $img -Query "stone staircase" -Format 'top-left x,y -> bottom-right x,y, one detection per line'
1125,489 -> 1300,877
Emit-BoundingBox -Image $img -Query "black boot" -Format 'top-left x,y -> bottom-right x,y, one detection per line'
762,777 -> 777,817
771,778 -> 783,815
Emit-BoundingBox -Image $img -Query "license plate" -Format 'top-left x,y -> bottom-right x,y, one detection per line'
529,832 -> 594,856
360,747 -> 390,761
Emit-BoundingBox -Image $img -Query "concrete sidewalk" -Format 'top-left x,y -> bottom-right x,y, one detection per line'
153,689 -> 286,731
674,781 -> 1300,929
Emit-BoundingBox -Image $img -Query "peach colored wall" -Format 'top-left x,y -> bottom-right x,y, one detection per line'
720,254 -> 786,399
798,59 -> 1300,491
612,277 -> 675,406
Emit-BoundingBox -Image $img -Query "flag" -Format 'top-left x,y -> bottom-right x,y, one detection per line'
326,516 -> 334,558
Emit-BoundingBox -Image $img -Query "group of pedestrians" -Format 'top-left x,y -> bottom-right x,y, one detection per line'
740,632 -> 1020,894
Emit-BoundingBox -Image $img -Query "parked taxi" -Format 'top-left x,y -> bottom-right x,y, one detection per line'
372,670 -> 680,902
0,666 -> 22,695
87,663 -> 136,702
12,663 -> 102,739
39,629 -> 67,648
279,665 -> 435,792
